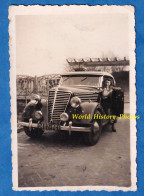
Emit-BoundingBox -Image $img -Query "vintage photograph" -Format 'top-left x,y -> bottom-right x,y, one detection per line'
9,6 -> 136,191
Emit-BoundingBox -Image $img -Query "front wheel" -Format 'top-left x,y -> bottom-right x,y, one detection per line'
24,127 -> 44,138
84,111 -> 102,146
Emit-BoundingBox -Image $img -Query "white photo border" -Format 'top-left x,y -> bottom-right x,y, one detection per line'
9,5 -> 137,191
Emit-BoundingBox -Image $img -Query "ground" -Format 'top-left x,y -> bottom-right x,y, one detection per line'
18,117 -> 130,187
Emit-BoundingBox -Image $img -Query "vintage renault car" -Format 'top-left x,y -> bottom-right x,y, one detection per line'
19,72 -> 124,145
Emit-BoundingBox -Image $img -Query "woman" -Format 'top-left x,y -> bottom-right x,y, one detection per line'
102,79 -> 116,132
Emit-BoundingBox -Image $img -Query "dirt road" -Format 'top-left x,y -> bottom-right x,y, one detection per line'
18,118 -> 130,187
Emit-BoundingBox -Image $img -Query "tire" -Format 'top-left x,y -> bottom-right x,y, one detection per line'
24,127 -> 44,138
84,111 -> 102,146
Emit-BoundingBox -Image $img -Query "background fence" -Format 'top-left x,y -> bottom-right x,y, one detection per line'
17,74 -> 61,99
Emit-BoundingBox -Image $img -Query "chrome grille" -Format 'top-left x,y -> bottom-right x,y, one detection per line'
75,93 -> 98,102
48,89 -> 71,122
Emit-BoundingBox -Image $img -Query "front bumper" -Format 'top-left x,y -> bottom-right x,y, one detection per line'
18,118 -> 91,134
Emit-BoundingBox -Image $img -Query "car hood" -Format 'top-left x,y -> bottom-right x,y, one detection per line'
51,85 -> 102,94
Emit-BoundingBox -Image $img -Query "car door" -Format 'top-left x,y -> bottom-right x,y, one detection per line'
103,76 -> 124,116
111,87 -> 124,116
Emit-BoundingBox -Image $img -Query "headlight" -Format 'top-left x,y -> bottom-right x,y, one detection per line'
70,96 -> 81,108
60,113 -> 69,121
34,111 -> 43,120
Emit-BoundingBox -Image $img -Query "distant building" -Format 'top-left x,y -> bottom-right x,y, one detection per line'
66,57 -> 129,73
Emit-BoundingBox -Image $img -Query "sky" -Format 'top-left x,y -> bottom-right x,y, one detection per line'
16,14 -> 129,76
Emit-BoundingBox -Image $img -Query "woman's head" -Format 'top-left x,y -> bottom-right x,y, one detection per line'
104,79 -> 111,87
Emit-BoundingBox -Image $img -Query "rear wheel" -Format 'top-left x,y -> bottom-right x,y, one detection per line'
84,111 -> 102,146
24,127 -> 44,138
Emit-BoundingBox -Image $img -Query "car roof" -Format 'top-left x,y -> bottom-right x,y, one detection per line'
61,71 -> 113,77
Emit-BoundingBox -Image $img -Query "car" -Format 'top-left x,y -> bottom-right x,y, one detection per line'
19,71 -> 124,146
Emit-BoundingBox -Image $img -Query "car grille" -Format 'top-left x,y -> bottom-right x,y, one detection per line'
75,92 -> 99,102
48,89 -> 71,122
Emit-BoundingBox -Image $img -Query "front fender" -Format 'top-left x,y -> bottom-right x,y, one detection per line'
22,100 -> 43,120
72,102 -> 103,124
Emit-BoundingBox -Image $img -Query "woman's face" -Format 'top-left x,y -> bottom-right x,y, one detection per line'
105,80 -> 111,87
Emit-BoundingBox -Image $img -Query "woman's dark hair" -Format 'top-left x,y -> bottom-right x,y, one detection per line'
103,79 -> 112,87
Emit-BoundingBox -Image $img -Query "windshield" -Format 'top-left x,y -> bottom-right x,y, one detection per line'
60,75 -> 102,87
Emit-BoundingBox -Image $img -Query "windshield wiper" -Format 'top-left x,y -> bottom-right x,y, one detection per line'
81,77 -> 87,82
63,77 -> 69,82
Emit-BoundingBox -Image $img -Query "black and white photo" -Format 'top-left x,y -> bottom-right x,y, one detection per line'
9,5 -> 136,191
